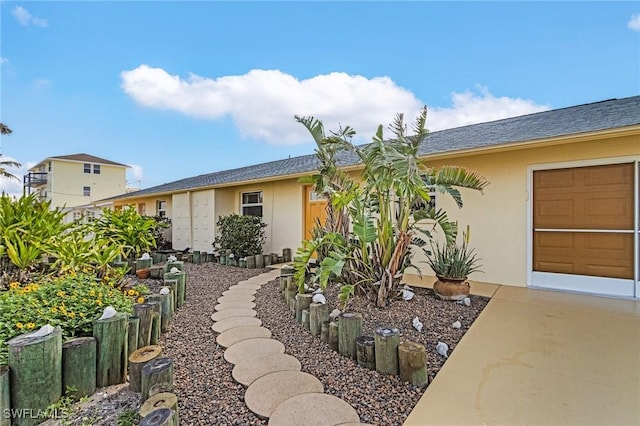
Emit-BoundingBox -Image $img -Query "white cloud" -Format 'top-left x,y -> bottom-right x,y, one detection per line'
12,6 -> 48,28
121,65 -> 549,145
121,66 -> 422,145
628,13 -> 640,31
427,86 -> 550,131
127,164 -> 144,182
0,58 -> 8,65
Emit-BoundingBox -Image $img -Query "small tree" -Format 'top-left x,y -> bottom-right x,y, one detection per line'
213,214 -> 266,258
0,122 -> 21,181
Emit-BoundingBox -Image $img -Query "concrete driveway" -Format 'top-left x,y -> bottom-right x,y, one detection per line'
403,284 -> 640,426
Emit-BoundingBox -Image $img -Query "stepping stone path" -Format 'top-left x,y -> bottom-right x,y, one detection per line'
210,268 -> 367,425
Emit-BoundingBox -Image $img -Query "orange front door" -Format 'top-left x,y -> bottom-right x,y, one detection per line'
303,186 -> 327,241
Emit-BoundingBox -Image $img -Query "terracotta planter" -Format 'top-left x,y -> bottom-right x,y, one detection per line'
136,268 -> 150,279
433,276 -> 470,301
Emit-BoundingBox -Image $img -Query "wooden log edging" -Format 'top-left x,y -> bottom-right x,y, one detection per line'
374,326 -> 400,376
62,337 -> 97,399
0,366 -> 10,426
399,341 -> 428,386
93,312 -> 128,387
129,345 -> 163,393
356,335 -> 376,370
141,357 -> 174,403
139,408 -> 176,426
338,312 -> 363,359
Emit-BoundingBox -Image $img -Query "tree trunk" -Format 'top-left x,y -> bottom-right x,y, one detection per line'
140,392 -> 179,420
139,408 -> 176,426
398,341 -> 428,386
309,303 -> 328,337
129,345 -> 163,393
338,312 -> 363,359
356,335 -> 376,370
0,366 -> 9,426
93,312 -> 129,387
374,326 -> 400,376
141,357 -> 174,403
134,303 -> 155,348
128,316 -> 140,357
320,321 -> 330,343
7,327 -> 62,426
295,294 -> 313,323
62,337 -> 96,399
328,321 -> 339,352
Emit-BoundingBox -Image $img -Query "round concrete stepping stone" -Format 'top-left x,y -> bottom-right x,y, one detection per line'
210,308 -> 257,322
216,326 -> 272,348
211,316 -> 262,333
215,301 -> 256,311
218,295 -> 255,304
232,283 -> 261,290
268,393 -> 360,426
335,423 -> 374,426
232,352 -> 301,386
223,288 -> 256,296
245,371 -> 323,419
223,338 -> 285,365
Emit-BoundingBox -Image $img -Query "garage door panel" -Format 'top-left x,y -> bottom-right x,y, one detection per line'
534,232 -> 633,279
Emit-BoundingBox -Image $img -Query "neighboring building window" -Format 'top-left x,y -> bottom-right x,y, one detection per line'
83,186 -> 91,197
138,203 -> 146,216
48,162 -> 51,171
157,200 -> 166,218
93,164 -> 101,174
83,163 -> 91,173
241,191 -> 263,217
73,211 -> 82,221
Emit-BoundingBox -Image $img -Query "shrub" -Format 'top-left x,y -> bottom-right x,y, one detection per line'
0,273 -> 134,365
213,214 -> 266,258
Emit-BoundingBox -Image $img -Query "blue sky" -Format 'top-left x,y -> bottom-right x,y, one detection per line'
1,1 -> 639,197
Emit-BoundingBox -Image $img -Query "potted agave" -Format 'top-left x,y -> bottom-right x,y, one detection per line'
425,227 -> 482,301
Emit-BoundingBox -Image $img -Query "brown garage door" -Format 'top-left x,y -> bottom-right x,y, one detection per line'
533,163 -> 635,280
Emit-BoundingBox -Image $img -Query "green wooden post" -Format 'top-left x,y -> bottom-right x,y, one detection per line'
1,366 -> 11,426
93,312 -> 128,387
62,337 -> 97,399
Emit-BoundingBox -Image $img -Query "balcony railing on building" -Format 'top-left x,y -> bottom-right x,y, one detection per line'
23,172 -> 48,194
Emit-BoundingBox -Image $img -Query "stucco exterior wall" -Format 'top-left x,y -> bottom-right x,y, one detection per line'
408,134 -> 640,287
49,160 -> 126,208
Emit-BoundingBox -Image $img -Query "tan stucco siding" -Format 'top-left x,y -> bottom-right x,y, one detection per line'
50,160 -> 126,208
410,134 -> 640,287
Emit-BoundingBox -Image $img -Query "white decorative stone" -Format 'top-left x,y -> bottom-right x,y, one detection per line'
140,253 -> 151,260
463,297 -> 471,306
402,289 -> 415,301
436,341 -> 449,358
160,287 -> 170,295
329,309 -> 341,320
170,267 -> 180,274
451,320 -> 462,329
98,306 -> 117,320
28,324 -> 55,338
229,253 -> 235,259
168,255 -> 177,262
312,294 -> 326,304
412,316 -> 423,332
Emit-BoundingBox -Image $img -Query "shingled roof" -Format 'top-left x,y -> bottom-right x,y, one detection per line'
108,95 -> 640,201
47,153 -> 128,168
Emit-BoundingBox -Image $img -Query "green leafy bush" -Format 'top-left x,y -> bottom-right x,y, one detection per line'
0,273 -> 134,365
213,213 -> 266,258
92,208 -> 158,259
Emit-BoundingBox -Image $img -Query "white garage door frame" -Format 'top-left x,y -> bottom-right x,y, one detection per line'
526,156 -> 640,299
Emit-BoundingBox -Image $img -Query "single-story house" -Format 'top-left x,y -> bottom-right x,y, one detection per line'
102,96 -> 640,299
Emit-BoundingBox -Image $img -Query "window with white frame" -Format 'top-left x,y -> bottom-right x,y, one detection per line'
241,191 -> 263,217
83,186 -> 91,197
83,163 -> 91,173
93,164 -> 101,174
156,200 -> 166,218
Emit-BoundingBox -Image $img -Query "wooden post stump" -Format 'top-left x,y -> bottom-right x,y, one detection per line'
320,321 -> 330,343
356,335 -> 376,370
295,293 -> 313,323
164,272 -> 186,308
62,337 -> 97,399
328,321 -> 339,352
139,408 -> 176,426
288,297 -> 296,317
399,341 -> 428,386
301,309 -> 310,330
164,261 -> 184,273
263,254 -> 272,267
140,392 -> 179,423
255,254 -> 264,269
7,326 -> 62,426
374,326 -> 400,376
338,312 -> 363,359
270,253 -> 278,264
129,345 -> 163,393
246,255 -> 256,269
93,312 -> 129,387
1,366 -> 11,426
309,303 -> 329,337
134,303 -> 155,348
141,357 -> 174,403
150,313 -> 160,345
149,382 -> 175,397
163,280 -> 178,312
136,258 -> 153,270
159,293 -> 173,332
128,316 -> 140,356
150,265 -> 165,279
192,251 -> 201,264
282,247 -> 292,262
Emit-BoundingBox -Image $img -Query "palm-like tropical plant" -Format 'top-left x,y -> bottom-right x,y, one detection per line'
294,107 -> 489,307
0,122 -> 21,181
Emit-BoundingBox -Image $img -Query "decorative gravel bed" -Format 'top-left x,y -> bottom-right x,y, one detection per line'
65,263 -> 488,426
